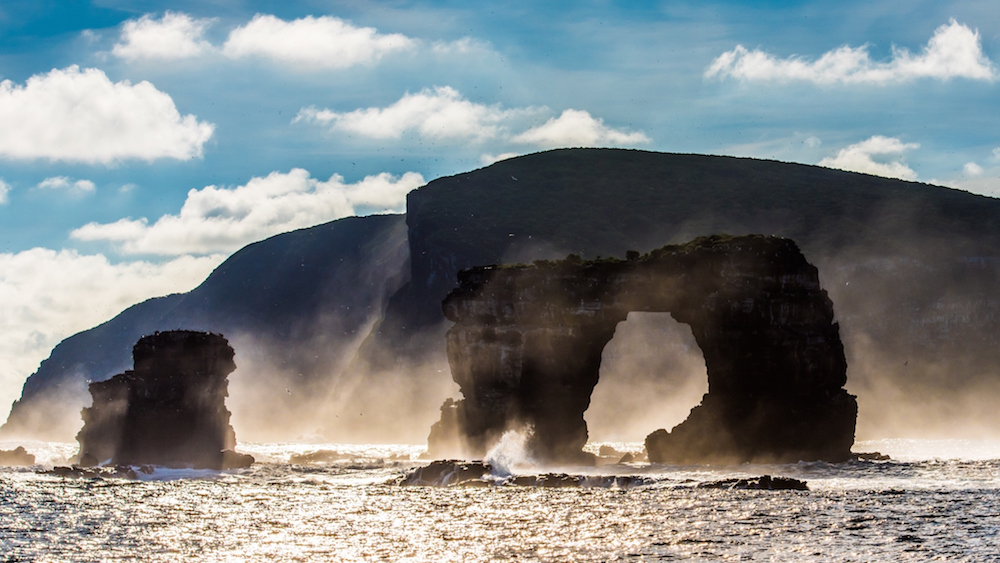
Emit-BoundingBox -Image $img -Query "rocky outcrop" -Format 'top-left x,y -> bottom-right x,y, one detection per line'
76,331 -> 253,469
428,234 -> 856,464
0,446 -> 34,466
699,475 -> 809,490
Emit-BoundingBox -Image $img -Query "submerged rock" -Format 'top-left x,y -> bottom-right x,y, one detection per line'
0,446 -> 35,466
75,331 -> 254,470
428,235 -> 856,464
400,460 -> 491,486
399,460 -> 649,488
699,475 -> 809,491
855,451 -> 891,461
41,464 -> 155,480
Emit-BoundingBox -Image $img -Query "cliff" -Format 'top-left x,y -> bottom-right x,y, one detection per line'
76,331 -> 252,469
428,235 -> 856,464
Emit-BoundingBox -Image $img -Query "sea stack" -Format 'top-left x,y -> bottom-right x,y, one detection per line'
428,234 -> 856,464
76,330 -> 253,469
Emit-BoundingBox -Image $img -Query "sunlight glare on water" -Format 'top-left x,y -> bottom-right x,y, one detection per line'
2,439 -> 999,561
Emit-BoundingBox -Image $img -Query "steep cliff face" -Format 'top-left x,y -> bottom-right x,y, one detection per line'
76,331 -> 251,469
428,235 -> 856,464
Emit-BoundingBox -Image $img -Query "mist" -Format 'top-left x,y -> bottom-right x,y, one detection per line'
587,312 -> 708,442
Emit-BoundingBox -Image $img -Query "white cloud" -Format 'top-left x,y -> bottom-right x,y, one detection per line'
36,176 -> 96,194
222,14 -> 414,69
510,109 -> 651,148
0,66 -> 214,164
112,11 -> 214,61
0,179 -> 9,204
0,249 -> 224,421
71,168 -> 425,256
296,86 -> 525,141
964,162 -> 984,176
297,87 -> 650,149
480,152 -> 521,165
818,136 -> 920,180
707,19 -> 996,85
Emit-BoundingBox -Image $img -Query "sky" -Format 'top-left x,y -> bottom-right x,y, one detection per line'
2,0 -> 1000,416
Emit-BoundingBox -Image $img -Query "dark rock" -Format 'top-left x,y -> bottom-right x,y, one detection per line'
221,450 -> 255,469
41,464 -> 140,480
0,446 -> 35,466
856,451 -> 891,461
75,331 -> 254,469
400,460 -> 491,486
699,475 -> 809,491
598,445 -> 623,458
428,234 -> 856,464
618,452 -> 635,464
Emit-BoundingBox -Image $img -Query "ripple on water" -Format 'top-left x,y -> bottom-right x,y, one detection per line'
1,440 -> 999,561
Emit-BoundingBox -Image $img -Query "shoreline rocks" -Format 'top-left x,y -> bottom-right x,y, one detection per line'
0,446 -> 35,466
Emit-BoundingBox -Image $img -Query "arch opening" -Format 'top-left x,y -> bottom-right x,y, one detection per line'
427,235 -> 857,464
586,312 -> 708,443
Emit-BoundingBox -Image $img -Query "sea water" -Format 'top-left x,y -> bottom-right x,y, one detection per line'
2,439 -> 999,562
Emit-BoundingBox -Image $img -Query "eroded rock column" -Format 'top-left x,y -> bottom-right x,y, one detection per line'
427,235 -> 857,464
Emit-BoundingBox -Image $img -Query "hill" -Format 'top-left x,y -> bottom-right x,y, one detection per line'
7,148 -> 1000,441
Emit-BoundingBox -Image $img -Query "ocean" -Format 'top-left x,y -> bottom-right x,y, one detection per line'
2,438 -> 999,562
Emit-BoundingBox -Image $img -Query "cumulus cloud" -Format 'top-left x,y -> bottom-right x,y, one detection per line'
510,109 -> 651,148
0,249 -> 224,416
0,66 -> 214,164
0,179 -> 9,204
296,86 -> 527,141
222,14 -> 414,68
707,19 -> 996,85
298,87 -> 650,148
818,136 -> 919,180
36,176 -> 96,194
964,162 -> 984,176
112,11 -> 214,61
71,168 -> 424,256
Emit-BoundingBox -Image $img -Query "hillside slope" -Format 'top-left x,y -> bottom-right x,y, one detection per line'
2,214 -> 408,440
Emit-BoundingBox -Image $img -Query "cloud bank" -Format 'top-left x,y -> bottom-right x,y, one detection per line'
297,87 -> 650,149
707,19 -> 996,85
222,14 -> 414,68
0,66 -> 214,164
112,11 -> 214,61
71,168 -> 424,256
0,249 -> 223,416
818,135 -> 919,180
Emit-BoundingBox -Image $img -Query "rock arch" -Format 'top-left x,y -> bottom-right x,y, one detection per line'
426,235 -> 857,464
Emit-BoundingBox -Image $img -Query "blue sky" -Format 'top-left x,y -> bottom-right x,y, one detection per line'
1,0 -> 999,413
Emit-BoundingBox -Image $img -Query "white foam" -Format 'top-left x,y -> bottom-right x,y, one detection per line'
484,428 -> 536,477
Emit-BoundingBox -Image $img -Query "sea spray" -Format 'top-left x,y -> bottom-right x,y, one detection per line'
484,428 -> 536,477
